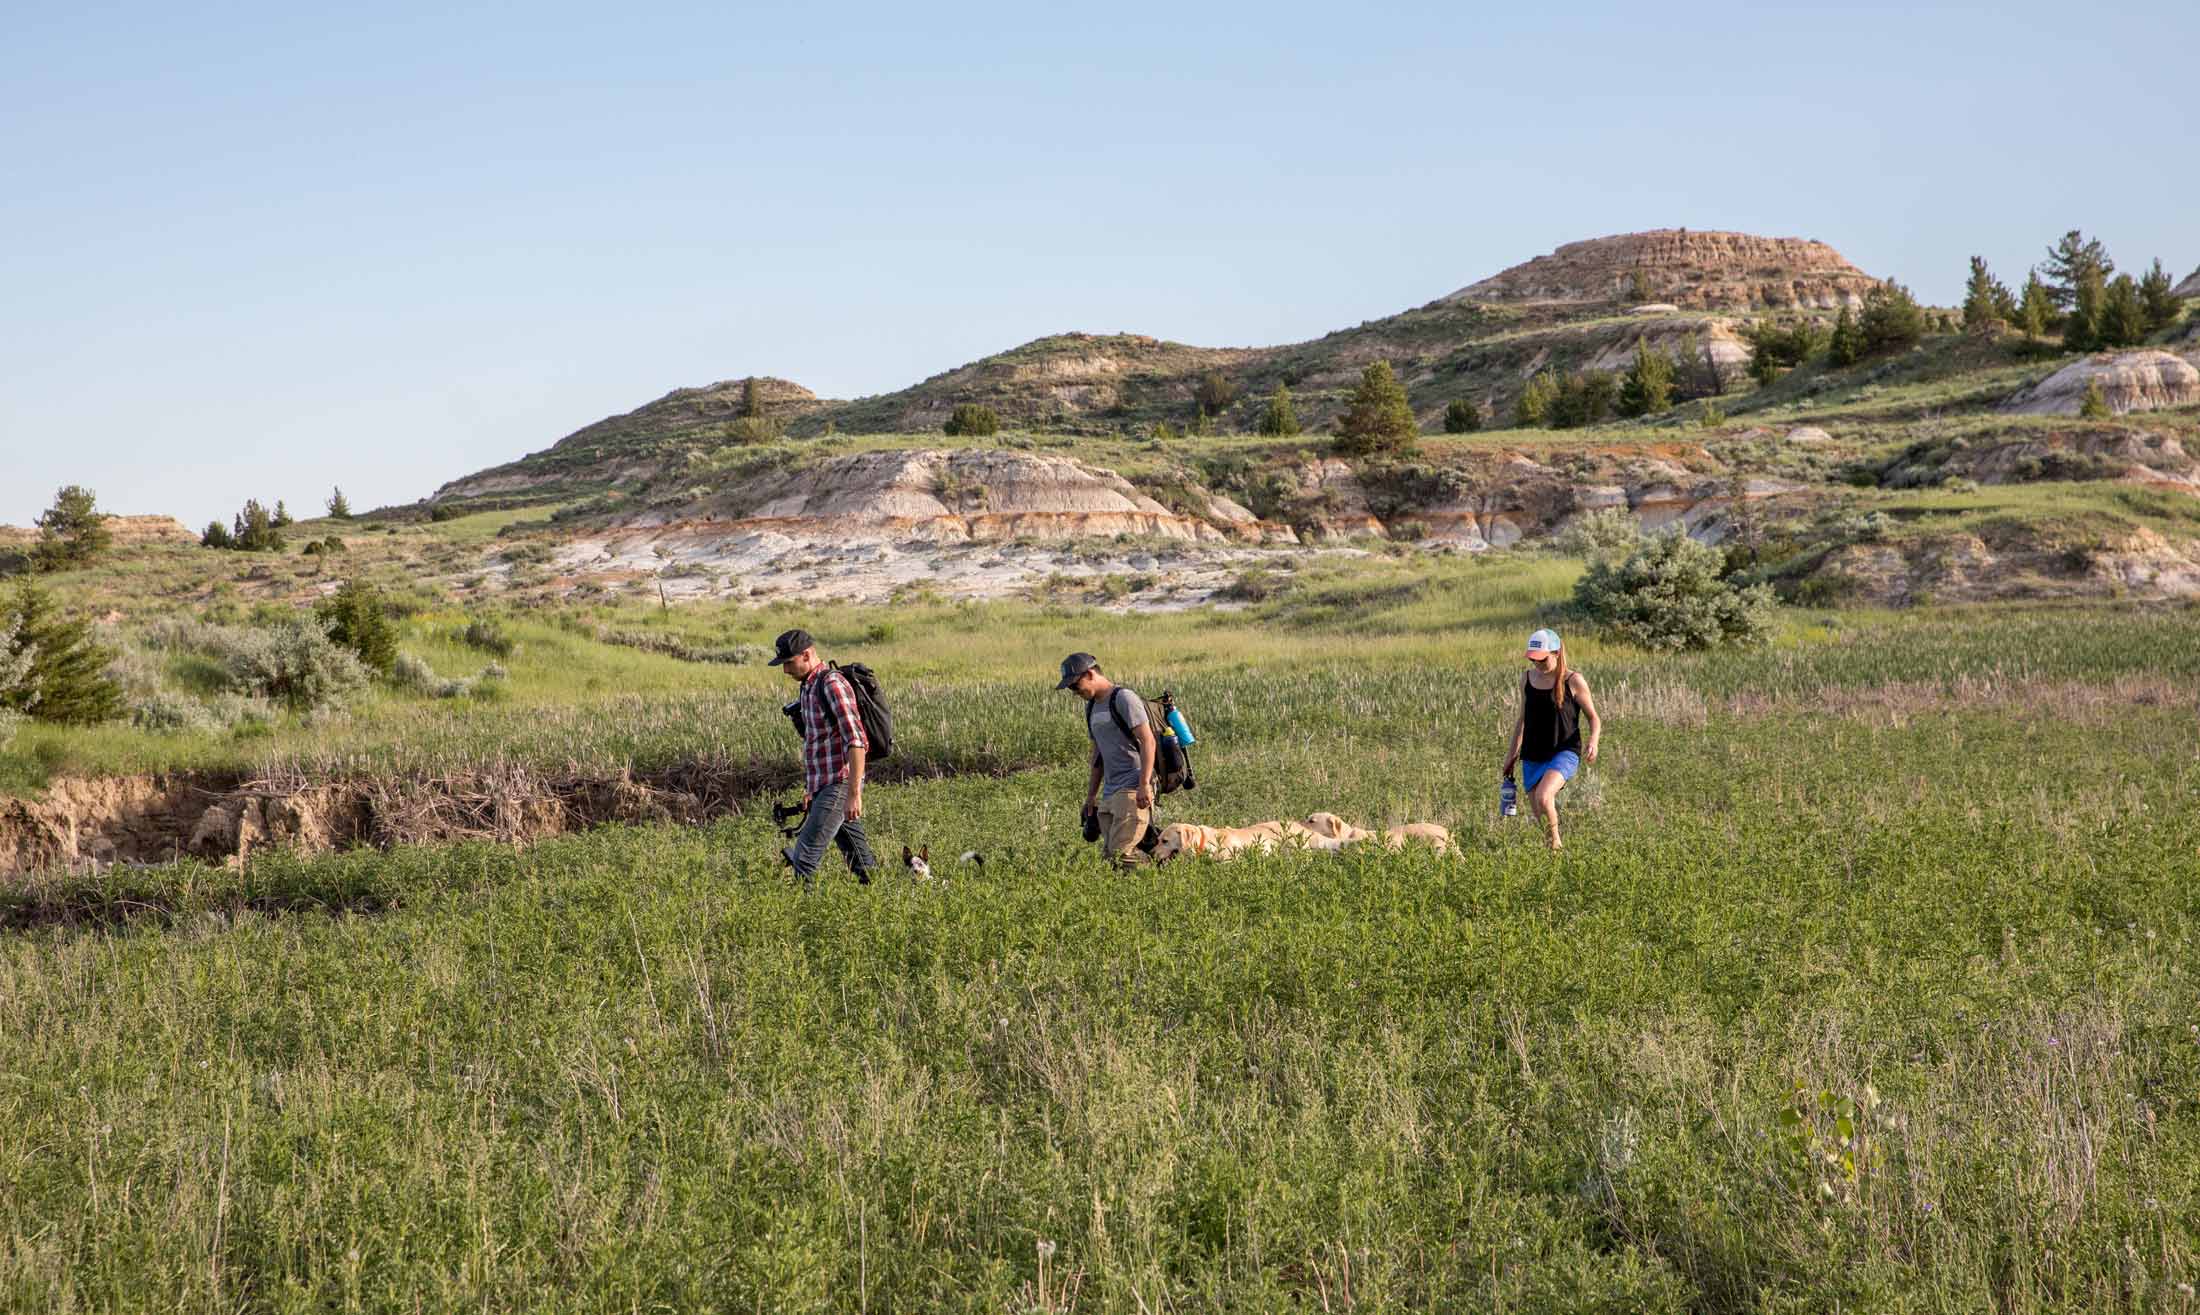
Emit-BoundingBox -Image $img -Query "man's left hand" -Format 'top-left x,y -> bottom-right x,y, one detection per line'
1135,784 -> 1153,809
1584,742 -> 1599,765
847,791 -> 864,820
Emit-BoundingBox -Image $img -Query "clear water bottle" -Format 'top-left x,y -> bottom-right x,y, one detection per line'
1500,774 -> 1519,817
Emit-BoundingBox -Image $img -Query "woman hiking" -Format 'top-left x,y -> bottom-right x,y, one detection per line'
1502,628 -> 1601,850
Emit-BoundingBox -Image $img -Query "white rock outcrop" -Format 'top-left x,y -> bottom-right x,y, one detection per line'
2001,352 -> 2200,416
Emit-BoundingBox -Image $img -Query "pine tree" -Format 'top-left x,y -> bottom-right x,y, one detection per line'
1256,383 -> 1300,436
2066,265 -> 2105,352
2079,377 -> 2111,419
326,486 -> 353,520
1443,398 -> 1482,433
1859,281 -> 1926,355
200,521 -> 234,550
31,485 -> 111,572
1515,371 -> 1559,427
1747,335 -> 1780,387
1615,342 -> 1676,417
271,500 -> 294,529
1334,361 -> 1418,455
1962,256 -> 2009,334
232,499 -> 285,552
1826,307 -> 1865,366
1627,269 -> 1653,303
1548,370 -> 1616,429
2095,275 -> 2148,349
2017,273 -> 2054,342
2139,258 -> 2180,334
2039,230 -> 2114,311
1671,330 -> 1712,399
314,579 -> 399,675
0,582 -> 123,724
740,377 -> 763,419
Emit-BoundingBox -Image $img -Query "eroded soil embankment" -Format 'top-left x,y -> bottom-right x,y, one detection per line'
0,755 -> 1023,879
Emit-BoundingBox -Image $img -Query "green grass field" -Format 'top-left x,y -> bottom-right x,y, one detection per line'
3,578 -> 2198,1310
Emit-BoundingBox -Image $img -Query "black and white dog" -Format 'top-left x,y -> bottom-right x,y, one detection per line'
902,845 -> 982,881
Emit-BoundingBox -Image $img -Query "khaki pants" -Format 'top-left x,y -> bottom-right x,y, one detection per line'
1095,788 -> 1152,867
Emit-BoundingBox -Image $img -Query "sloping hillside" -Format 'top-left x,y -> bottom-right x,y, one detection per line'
420,229 -> 1883,508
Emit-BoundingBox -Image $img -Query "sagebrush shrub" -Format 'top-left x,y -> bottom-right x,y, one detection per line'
1571,531 -> 1775,650
395,652 -> 478,699
1560,507 -> 1643,562
214,618 -> 371,710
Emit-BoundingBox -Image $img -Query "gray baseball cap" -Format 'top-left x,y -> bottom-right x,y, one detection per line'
1055,652 -> 1100,689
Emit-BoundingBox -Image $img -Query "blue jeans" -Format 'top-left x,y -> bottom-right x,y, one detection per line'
782,780 -> 876,888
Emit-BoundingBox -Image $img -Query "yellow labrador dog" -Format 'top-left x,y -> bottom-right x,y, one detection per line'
1301,812 -> 1374,846
1152,819 -> 1319,863
1303,813 -> 1454,856
1381,823 -> 1454,854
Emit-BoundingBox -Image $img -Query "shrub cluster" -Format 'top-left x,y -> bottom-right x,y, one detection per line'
943,404 -> 1000,437
393,653 -> 505,700
315,580 -> 399,674
1558,507 -> 1643,562
210,618 -> 373,710
461,617 -> 517,657
1570,531 -> 1776,650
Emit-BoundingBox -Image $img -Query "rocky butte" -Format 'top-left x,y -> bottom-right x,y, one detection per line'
1441,229 -> 1882,310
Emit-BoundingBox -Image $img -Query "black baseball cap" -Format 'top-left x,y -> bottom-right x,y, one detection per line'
768,628 -> 815,666
1056,652 -> 1100,689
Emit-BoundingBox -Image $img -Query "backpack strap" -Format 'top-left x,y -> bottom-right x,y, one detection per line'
1085,688 -> 1136,764
1107,688 -> 1135,739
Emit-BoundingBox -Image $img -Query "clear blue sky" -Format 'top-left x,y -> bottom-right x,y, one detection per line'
4,1 -> 2195,529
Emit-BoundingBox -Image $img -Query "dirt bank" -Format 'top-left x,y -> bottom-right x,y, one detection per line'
0,755 -> 1024,879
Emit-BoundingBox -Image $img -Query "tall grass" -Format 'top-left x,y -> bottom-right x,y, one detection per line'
1,599 -> 2196,1309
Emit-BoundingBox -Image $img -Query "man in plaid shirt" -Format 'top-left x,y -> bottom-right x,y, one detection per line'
769,627 -> 877,889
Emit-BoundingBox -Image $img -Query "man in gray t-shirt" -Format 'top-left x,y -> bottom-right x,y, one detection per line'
1056,652 -> 1156,867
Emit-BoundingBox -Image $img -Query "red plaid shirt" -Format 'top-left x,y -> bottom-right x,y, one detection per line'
799,665 -> 868,795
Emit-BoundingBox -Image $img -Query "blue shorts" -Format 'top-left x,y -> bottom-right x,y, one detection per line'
1521,751 -> 1579,791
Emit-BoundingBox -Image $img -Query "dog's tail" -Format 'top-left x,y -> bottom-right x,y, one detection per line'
959,851 -> 984,867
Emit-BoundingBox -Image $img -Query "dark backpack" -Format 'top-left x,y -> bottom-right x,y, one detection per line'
828,661 -> 895,761
1085,687 -> 1193,795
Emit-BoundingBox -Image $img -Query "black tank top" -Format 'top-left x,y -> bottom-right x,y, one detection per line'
1521,672 -> 1581,760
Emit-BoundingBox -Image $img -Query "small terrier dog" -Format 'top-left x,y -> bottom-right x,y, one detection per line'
902,846 -> 982,880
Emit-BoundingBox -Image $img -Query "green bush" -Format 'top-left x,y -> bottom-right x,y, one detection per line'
1442,398 -> 1482,434
1256,384 -> 1300,436
2079,378 -> 2111,419
462,617 -> 516,657
1571,531 -> 1776,650
943,404 -> 1000,437
315,579 -> 400,674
